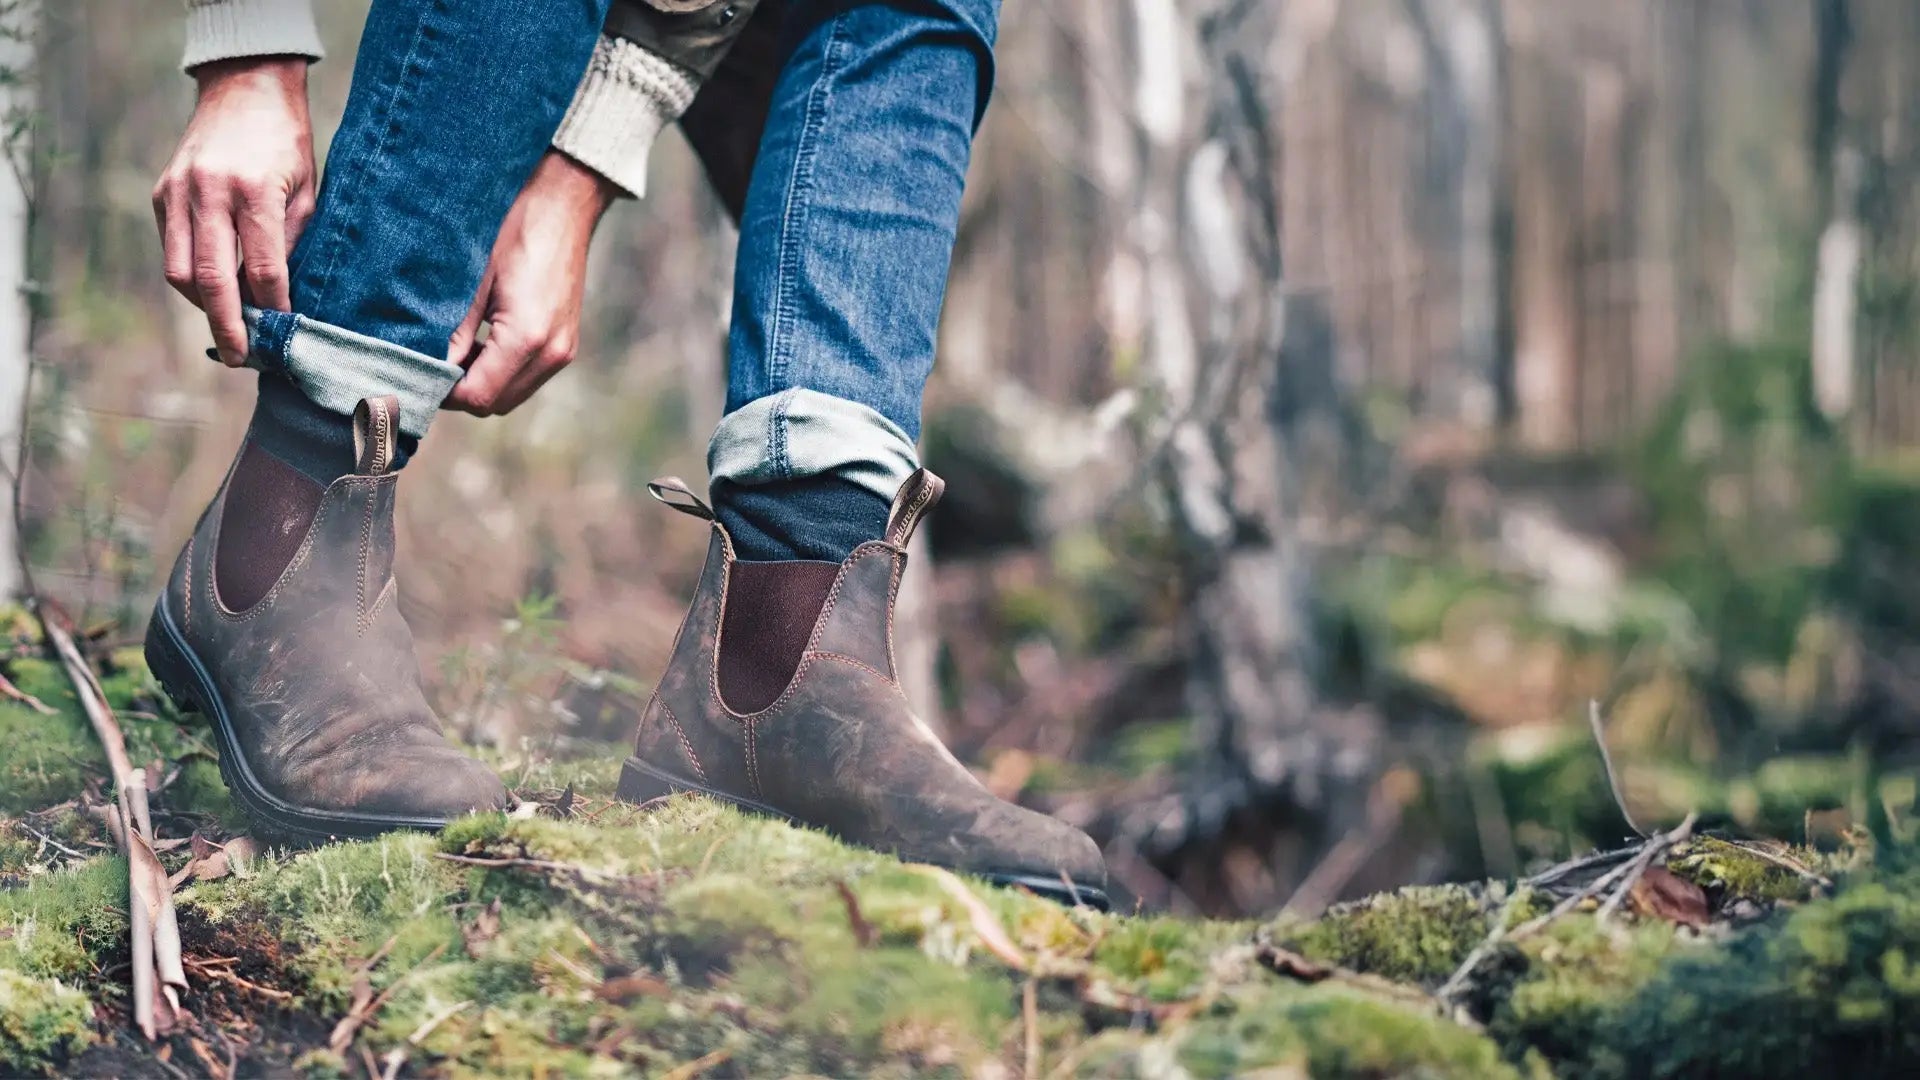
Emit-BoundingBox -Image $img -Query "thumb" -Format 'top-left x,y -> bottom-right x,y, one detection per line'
448,265 -> 496,367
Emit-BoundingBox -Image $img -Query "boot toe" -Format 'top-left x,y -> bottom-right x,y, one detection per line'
310,745 -> 508,822
940,799 -> 1107,904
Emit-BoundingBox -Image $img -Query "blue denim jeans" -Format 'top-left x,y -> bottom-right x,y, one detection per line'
711,0 -> 999,558
241,0 -> 998,560
244,0 -> 608,472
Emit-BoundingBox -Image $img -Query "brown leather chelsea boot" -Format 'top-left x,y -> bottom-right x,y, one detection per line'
618,469 -> 1110,909
144,396 -> 506,839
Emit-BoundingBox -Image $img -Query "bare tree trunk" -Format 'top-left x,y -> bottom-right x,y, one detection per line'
1406,0 -> 1508,432
1811,0 -> 1858,425
0,1 -> 36,600
1092,0 -> 1377,913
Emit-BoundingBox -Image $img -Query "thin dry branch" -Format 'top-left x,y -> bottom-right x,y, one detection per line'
1590,699 -> 1648,837
1439,811 -> 1699,1005
39,612 -> 187,1039
0,667 -> 51,712
1596,812 -> 1698,923
1721,837 -> 1835,893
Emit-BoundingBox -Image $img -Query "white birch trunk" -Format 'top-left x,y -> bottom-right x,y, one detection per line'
0,2 -> 36,600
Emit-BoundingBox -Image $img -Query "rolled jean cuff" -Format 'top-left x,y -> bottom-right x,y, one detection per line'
231,306 -> 462,439
707,388 -> 919,503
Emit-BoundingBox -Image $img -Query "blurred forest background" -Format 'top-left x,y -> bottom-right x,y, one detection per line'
12,0 -> 1920,918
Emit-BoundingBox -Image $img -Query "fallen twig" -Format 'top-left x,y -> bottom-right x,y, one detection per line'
378,999 -> 471,1080
1596,812 -> 1698,923
660,1048 -> 732,1080
835,881 -> 876,947
1590,699 -> 1648,838
38,610 -> 187,1040
15,821 -> 85,859
915,865 -> 1029,971
0,668 -> 53,713
184,957 -> 293,1002
328,941 -> 448,1059
1720,837 -> 1834,893
1439,812 -> 1699,1005
1023,978 -> 1041,1078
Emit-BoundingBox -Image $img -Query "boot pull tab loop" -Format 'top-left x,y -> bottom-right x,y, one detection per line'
353,396 -> 400,476
885,468 -> 945,548
647,476 -> 716,521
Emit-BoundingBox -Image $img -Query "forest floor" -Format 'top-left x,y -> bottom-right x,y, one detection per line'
2,618 -> 1918,1078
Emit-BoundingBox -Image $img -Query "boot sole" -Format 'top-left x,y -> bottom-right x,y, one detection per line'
617,755 -> 1111,911
144,594 -> 460,843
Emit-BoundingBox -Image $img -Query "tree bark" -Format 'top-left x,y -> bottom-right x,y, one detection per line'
0,1 -> 36,600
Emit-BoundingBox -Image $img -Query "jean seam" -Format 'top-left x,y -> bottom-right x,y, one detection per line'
764,11 -> 851,400
289,0 -> 450,318
770,389 -> 792,479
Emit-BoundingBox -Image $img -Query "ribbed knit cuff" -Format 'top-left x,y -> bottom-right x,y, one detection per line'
182,0 -> 324,72
552,35 -> 700,199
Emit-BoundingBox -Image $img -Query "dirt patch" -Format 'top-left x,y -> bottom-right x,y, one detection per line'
66,906 -> 330,1078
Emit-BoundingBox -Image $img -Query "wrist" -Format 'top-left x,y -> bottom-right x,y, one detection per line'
192,56 -> 309,103
535,151 -> 622,222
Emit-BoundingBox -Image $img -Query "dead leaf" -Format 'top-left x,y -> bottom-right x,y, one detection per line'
168,832 -> 233,889
223,836 -> 260,877
596,973 -> 671,1004
1629,866 -> 1710,928
914,865 -> 1029,971
462,899 -> 502,959
1256,945 -> 1333,983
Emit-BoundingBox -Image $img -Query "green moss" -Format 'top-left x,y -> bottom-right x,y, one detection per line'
0,649 -> 235,822
1486,917 -> 1678,1077
1,721 -> 1915,1078
1605,871 -> 1920,1078
0,857 -> 129,980
1668,837 -> 1817,905
0,969 -> 94,1075
1095,916 -> 1249,1002
1168,982 -> 1518,1079
1276,884 -> 1501,985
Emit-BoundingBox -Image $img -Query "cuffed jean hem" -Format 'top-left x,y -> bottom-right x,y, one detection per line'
707,388 -> 919,503
230,306 -> 462,439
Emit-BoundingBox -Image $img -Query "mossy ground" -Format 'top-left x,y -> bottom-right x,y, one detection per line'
2,631 -> 1918,1077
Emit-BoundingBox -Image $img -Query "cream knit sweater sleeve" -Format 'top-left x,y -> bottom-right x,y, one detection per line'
180,0 -> 695,197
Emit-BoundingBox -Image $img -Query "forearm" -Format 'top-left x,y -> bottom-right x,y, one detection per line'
180,0 -> 699,200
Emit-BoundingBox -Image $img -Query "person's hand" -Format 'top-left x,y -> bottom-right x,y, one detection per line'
153,57 -> 317,367
444,152 -> 619,416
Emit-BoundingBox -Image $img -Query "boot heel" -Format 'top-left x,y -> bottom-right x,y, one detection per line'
143,600 -> 202,715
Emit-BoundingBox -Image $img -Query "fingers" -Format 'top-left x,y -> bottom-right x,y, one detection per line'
444,325 -> 575,417
188,187 -> 249,366
285,181 -> 318,253
153,181 -> 198,307
494,339 -> 575,414
236,192 -> 291,311
447,266 -> 495,367
153,168 -> 306,366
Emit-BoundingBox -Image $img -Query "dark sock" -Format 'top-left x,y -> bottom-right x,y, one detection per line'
713,474 -> 891,562
249,372 -> 418,485
716,559 -> 843,713
215,441 -> 326,611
